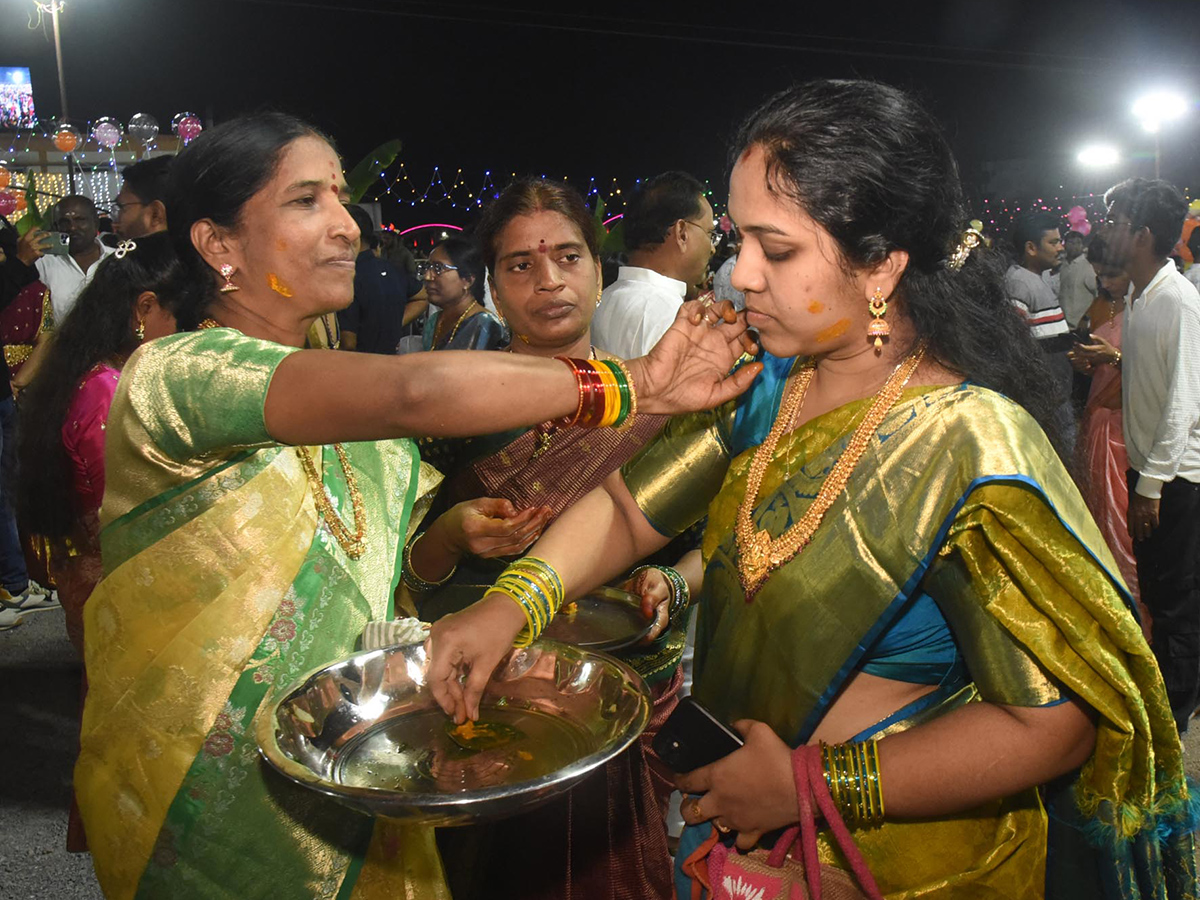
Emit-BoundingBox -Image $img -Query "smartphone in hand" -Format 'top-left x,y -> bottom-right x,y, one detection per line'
652,695 -> 744,773
43,232 -> 71,257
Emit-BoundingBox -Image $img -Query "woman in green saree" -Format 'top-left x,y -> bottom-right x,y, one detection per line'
74,113 -> 759,900
426,81 -> 1197,899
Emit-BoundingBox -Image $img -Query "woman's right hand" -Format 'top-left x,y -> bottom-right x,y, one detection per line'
444,498 -> 553,559
427,593 -> 527,722
627,299 -> 762,417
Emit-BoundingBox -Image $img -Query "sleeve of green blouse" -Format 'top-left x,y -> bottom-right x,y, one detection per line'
619,403 -> 735,537
923,481 -> 1146,709
125,328 -> 299,462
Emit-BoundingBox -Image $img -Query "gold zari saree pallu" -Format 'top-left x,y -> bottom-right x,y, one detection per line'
623,369 -> 1196,900
75,329 -> 449,900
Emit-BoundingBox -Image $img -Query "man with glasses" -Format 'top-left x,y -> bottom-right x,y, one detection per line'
113,156 -> 172,239
592,170 -> 716,359
1101,177 -> 1200,734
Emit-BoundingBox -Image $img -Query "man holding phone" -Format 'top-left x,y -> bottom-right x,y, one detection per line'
16,195 -> 114,323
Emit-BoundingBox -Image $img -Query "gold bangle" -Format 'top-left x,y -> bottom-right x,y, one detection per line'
401,532 -> 455,593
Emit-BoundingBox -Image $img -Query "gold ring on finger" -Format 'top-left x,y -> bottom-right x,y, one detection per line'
714,819 -> 732,834
689,798 -> 704,819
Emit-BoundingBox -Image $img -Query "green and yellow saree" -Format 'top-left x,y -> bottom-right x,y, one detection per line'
76,328 -> 448,900
622,354 -> 1196,899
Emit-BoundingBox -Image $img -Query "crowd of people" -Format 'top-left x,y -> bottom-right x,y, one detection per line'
0,77 -> 1198,900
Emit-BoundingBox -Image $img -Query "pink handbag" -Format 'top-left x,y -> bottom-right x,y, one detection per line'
684,744 -> 884,900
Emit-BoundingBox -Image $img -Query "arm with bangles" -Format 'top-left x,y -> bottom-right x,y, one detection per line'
674,695 -> 1095,850
427,470 -> 676,723
263,299 -> 758,447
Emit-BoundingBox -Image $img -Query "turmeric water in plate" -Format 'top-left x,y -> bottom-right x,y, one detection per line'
333,706 -> 592,793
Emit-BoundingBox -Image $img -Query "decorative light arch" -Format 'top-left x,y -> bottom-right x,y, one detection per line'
396,222 -> 464,236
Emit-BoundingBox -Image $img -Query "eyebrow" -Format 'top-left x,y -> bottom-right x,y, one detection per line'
739,224 -> 790,237
498,241 -> 585,263
284,179 -> 329,192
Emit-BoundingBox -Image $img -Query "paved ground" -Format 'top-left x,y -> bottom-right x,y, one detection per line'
5,604 -> 1200,899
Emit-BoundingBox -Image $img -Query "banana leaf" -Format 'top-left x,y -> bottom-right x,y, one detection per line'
344,139 -> 403,204
15,173 -> 46,236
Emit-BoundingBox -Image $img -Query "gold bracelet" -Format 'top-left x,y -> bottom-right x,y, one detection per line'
401,532 -> 455,593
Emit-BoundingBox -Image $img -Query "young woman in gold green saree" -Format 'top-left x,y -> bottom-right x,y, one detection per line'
427,81 -> 1197,899
74,113 -> 759,900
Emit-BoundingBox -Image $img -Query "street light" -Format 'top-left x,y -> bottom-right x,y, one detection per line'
1077,144 -> 1120,169
32,1 -> 73,191
1132,90 -> 1190,177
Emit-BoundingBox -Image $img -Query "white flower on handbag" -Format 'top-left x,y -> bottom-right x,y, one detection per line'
722,875 -> 767,900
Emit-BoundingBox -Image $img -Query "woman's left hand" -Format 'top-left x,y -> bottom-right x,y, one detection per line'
675,720 -> 800,850
623,567 -> 671,643
627,299 -> 761,417
1071,334 -> 1119,370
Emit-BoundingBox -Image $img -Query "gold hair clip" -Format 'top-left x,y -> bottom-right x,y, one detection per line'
114,239 -> 138,259
946,227 -> 983,271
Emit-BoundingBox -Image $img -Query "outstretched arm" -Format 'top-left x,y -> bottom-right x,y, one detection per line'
264,298 -> 759,445
427,469 -> 672,722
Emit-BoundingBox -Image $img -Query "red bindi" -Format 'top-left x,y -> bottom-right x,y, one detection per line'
538,240 -> 548,253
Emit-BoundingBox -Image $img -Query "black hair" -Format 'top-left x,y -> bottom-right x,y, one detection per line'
166,112 -> 334,326
1010,211 -> 1061,257
1086,233 -> 1114,265
1188,227 -> 1200,260
1104,177 -> 1189,258
16,232 -> 186,539
347,204 -> 379,251
431,236 -> 486,302
475,177 -> 600,273
623,171 -> 705,251
1065,230 -> 1086,243
730,79 -> 1069,458
121,156 -> 173,206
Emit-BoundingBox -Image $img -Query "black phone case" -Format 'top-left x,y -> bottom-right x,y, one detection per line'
652,696 -> 744,773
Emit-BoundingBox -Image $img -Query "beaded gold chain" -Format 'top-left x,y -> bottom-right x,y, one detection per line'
736,345 -> 927,600
436,300 -> 479,348
197,318 -> 368,560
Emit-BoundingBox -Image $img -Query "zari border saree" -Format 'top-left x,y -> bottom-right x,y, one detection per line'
75,329 -> 449,900
623,358 -> 1195,899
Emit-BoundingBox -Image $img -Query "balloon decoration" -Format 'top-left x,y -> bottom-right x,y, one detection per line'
15,194 -> 26,212
0,192 -> 17,217
128,113 -> 160,146
1066,206 -> 1091,237
92,117 -> 123,150
718,214 -> 732,234
172,112 -> 203,145
0,166 -> 9,190
53,123 -> 83,153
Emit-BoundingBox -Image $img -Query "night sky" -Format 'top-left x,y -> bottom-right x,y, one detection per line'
2,0 -> 1197,226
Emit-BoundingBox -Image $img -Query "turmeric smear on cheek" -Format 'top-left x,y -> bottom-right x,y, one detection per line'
807,301 -> 824,314
267,273 -> 294,297
815,318 -> 851,343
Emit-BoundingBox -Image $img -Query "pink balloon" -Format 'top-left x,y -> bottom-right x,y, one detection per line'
1075,220 -> 1092,237
177,115 -> 203,145
0,191 -> 16,217
1066,205 -> 1088,223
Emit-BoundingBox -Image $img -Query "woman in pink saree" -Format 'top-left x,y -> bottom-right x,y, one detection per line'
1069,238 -> 1140,611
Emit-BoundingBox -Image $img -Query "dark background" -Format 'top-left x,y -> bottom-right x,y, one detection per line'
2,0 -> 1197,226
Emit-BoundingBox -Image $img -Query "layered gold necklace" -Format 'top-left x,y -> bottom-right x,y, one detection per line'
436,300 -> 479,348
736,344 -> 927,600
197,318 -> 367,559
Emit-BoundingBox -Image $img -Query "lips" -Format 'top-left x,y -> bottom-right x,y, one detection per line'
531,302 -> 577,320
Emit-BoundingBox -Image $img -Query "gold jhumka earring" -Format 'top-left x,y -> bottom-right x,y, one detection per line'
867,287 -> 890,352
219,264 -> 240,293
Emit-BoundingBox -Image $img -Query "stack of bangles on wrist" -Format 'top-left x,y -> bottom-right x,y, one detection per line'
401,532 -> 456,593
629,564 -> 690,627
555,357 -> 638,429
821,739 -> 885,827
491,557 -> 565,646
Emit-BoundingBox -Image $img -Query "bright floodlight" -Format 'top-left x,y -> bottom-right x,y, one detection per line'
1133,90 -> 1189,132
1077,144 -> 1120,168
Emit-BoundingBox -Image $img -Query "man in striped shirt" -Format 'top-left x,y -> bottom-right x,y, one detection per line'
1005,211 -> 1074,451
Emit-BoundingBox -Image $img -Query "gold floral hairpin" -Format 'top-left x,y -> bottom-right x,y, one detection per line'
114,239 -> 137,259
946,227 -> 983,271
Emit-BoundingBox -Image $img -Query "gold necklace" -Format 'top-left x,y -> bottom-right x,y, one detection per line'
437,300 -> 478,348
736,345 -> 927,600
197,318 -> 367,560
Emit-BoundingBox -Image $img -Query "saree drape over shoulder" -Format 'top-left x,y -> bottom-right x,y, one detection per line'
76,328 -> 449,900
621,354 -> 1196,900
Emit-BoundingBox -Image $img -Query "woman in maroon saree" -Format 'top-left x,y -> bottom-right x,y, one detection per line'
407,178 -> 690,900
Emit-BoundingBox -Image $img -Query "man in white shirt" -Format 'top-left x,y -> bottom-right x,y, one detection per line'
1102,176 -> 1200,733
29,196 -> 114,323
1057,230 -> 1097,328
591,172 -> 715,358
